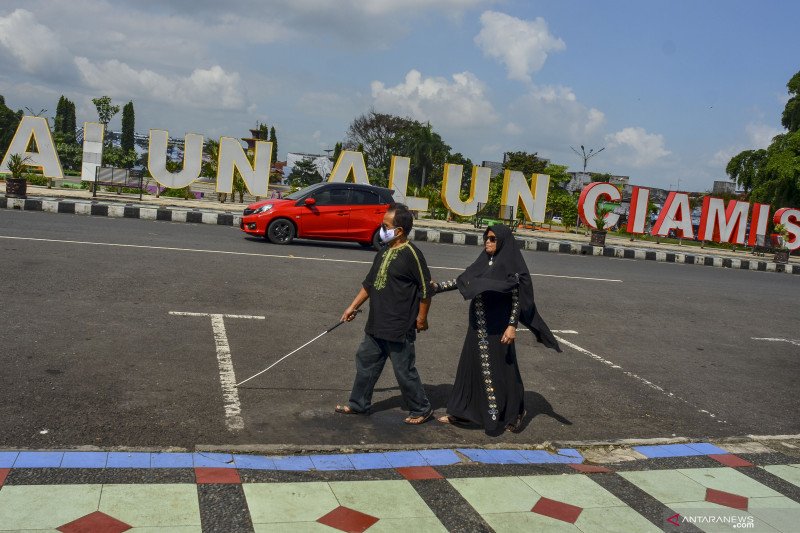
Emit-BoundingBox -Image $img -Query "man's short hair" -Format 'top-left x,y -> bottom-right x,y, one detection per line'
389,203 -> 413,236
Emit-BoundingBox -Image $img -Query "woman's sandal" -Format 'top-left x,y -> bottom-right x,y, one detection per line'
404,409 -> 434,425
506,410 -> 527,433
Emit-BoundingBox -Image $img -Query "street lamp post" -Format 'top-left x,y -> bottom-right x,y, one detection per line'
570,145 -> 605,233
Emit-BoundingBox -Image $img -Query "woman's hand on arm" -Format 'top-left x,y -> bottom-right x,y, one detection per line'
500,325 -> 516,345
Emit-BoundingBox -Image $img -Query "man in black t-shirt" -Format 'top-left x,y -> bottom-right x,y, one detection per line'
335,204 -> 434,424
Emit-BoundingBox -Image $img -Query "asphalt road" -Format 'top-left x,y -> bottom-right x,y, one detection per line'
1,209 -> 798,450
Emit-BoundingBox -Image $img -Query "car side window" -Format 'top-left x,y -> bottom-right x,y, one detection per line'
350,189 -> 380,205
312,188 -> 350,206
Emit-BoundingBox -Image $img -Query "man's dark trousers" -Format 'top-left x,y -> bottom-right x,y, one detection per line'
348,334 -> 431,416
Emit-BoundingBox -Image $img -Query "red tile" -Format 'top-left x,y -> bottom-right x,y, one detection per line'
709,454 -> 754,468
317,506 -> 379,533
705,488 -> 748,511
195,467 -> 241,484
0,468 -> 9,488
396,466 -> 443,480
569,464 -> 613,474
531,497 -> 583,523
57,511 -> 131,533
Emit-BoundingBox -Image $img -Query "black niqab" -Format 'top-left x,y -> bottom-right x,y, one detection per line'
456,224 -> 561,352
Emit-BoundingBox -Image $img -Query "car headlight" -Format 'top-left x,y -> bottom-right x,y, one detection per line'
254,204 -> 273,214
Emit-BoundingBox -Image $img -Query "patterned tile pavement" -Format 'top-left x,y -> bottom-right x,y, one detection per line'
0,444 -> 798,532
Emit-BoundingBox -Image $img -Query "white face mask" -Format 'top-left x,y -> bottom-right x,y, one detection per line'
379,226 -> 398,243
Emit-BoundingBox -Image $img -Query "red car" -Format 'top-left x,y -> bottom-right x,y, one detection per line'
240,182 -> 395,248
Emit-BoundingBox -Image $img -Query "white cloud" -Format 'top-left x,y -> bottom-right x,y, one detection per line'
474,11 -> 565,82
371,69 -> 497,128
508,84 -> 605,150
0,9 -> 71,76
745,122 -> 782,148
605,127 -> 671,167
708,121 -> 782,168
74,58 -> 247,110
504,122 -> 523,135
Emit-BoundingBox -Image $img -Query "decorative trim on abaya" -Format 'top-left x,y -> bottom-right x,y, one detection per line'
474,295 -> 499,421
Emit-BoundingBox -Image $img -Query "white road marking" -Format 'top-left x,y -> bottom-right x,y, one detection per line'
0,235 -> 623,282
169,311 -> 264,431
554,335 -> 727,424
551,330 -> 579,334
752,337 -> 800,347
170,311 -> 265,320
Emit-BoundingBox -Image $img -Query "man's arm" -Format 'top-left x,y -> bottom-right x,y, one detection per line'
416,297 -> 431,332
342,287 -> 369,322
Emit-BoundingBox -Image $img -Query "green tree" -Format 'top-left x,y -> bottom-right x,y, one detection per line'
332,142 -> 342,162
269,126 -> 278,165
54,96 -> 67,134
0,95 -> 23,157
407,122 -> 436,188
726,149 -> 767,194
502,151 -> 548,177
726,70 -> 800,209
345,110 -> 416,170
289,158 -> 322,187
121,101 -> 135,153
102,146 -> 137,168
782,71 -> 800,133
92,96 -> 120,143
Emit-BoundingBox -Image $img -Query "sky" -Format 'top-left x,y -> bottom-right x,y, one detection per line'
0,0 -> 797,191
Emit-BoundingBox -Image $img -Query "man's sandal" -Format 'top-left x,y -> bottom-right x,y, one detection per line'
335,404 -> 364,415
404,409 -> 434,425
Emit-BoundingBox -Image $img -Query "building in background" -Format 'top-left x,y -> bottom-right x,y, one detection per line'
712,180 -> 736,196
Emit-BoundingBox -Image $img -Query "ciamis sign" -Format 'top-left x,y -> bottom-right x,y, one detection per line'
578,181 -> 800,251
1,115 -> 798,251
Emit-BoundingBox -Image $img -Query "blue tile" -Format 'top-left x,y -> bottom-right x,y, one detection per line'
659,444 -> 706,456
634,444 -> 704,458
556,448 -> 584,462
475,450 -> 528,464
685,442 -> 728,455
151,453 -> 194,468
517,450 -> 560,464
457,449 -> 494,463
418,449 -> 461,466
0,452 -> 19,468
14,452 -> 64,468
348,453 -> 392,470
106,452 -> 151,468
60,452 -> 107,468
193,453 -> 235,468
273,456 -> 314,471
310,454 -> 355,471
633,445 -> 669,458
234,455 -> 276,470
383,451 -> 427,468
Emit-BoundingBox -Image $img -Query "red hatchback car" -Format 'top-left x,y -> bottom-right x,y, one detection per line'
240,182 -> 395,248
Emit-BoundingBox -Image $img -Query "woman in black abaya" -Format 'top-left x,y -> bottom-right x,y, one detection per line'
432,224 -> 561,436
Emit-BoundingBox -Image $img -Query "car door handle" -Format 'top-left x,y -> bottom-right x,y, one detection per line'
337,212 -> 347,216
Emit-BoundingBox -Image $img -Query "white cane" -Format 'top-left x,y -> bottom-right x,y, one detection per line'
235,310 -> 362,387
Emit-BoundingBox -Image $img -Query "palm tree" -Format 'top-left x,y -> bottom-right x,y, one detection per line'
409,122 -> 435,189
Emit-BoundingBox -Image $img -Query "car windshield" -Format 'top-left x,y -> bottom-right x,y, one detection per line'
284,182 -> 327,200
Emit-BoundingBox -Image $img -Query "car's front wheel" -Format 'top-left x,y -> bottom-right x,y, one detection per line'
266,219 -> 295,244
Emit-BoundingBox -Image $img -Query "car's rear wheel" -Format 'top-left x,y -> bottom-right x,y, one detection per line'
267,219 -> 295,244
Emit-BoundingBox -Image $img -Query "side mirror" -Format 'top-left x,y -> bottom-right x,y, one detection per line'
304,197 -> 316,206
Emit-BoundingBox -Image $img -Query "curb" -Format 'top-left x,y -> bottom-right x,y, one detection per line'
3,196 -> 798,276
